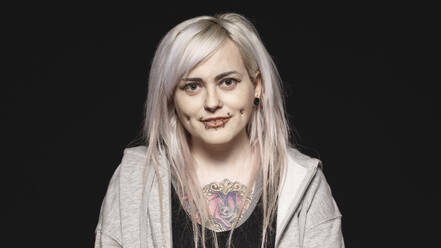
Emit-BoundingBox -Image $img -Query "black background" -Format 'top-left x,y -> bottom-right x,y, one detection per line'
4,2 -> 439,247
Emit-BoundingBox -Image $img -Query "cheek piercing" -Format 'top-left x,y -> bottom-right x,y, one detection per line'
240,109 -> 245,115
227,112 -> 232,117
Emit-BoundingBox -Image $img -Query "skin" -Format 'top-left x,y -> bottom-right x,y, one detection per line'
173,39 -> 262,229
180,177 -> 254,231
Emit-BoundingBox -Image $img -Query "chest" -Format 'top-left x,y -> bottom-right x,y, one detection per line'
171,181 -> 277,247
202,178 -> 255,231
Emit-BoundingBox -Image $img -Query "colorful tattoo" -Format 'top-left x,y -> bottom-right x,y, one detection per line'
202,179 -> 253,231
179,179 -> 254,231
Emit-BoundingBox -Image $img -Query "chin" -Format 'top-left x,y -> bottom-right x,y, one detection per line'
199,133 -> 235,145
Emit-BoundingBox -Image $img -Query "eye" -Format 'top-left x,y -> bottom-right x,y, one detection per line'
181,82 -> 201,92
219,78 -> 240,89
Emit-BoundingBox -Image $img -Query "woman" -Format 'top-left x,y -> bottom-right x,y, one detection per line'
94,13 -> 344,248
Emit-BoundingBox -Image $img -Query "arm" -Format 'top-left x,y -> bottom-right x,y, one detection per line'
94,165 -> 123,248
94,230 -> 122,248
303,216 -> 344,248
303,168 -> 345,248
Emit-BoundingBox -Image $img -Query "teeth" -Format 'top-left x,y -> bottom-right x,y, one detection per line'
208,120 -> 222,125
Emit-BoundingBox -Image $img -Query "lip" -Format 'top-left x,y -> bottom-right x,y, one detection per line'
201,116 -> 231,122
200,116 -> 231,129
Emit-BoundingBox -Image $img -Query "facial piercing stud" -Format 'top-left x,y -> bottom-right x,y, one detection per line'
253,97 -> 260,106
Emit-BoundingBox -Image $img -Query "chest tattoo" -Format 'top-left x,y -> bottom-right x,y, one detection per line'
200,179 -> 253,231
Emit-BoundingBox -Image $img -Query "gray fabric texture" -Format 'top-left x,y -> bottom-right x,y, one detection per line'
94,146 -> 344,248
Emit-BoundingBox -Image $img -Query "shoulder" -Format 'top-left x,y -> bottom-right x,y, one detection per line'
117,145 -> 150,176
109,145 -> 153,194
286,146 -> 323,171
288,148 -> 342,230
121,145 -> 148,164
281,147 -> 323,188
123,145 -> 147,157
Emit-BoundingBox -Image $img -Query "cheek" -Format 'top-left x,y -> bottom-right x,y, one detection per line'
226,86 -> 255,112
176,105 -> 192,123
174,96 -> 201,122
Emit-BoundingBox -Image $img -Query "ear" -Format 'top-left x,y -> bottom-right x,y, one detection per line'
252,70 -> 263,98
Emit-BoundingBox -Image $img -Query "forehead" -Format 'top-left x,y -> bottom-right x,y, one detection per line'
186,39 -> 247,78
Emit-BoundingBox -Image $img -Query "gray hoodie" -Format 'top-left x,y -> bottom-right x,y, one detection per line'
94,146 -> 344,247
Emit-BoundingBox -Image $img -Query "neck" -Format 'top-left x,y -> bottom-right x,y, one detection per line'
190,130 -> 253,181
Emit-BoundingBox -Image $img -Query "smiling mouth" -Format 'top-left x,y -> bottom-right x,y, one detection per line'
201,117 -> 231,129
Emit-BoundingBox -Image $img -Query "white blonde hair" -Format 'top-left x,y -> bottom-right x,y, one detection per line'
141,13 -> 293,248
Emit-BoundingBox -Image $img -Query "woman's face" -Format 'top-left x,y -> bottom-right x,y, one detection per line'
173,39 -> 261,146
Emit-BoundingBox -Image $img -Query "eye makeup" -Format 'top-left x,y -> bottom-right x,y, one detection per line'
180,82 -> 202,91
179,77 -> 241,92
219,78 -> 241,89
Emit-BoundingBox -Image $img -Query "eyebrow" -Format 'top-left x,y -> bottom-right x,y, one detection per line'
182,70 -> 242,82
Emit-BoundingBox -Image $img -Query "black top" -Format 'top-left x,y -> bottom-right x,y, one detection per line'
171,183 -> 277,248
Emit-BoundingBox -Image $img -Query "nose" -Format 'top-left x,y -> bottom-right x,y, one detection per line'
204,87 -> 222,113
